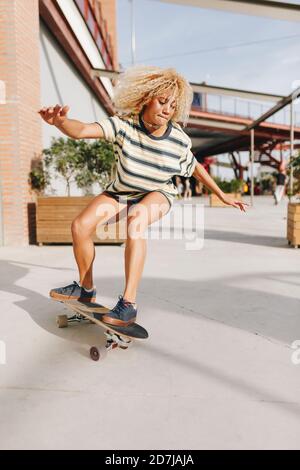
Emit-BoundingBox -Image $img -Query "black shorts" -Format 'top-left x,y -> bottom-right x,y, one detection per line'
102,190 -> 172,214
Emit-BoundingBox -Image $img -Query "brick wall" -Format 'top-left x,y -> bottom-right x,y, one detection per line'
0,0 -> 118,245
0,0 -> 42,246
97,0 -> 118,70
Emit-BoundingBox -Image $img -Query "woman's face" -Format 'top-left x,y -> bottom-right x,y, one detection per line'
143,91 -> 177,127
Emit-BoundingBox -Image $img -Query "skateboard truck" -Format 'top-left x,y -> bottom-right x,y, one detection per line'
56,313 -> 91,328
56,312 -> 132,360
104,330 -> 132,350
54,299 -> 148,362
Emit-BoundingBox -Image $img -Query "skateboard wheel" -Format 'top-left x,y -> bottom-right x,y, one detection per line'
90,346 -> 100,361
56,315 -> 68,328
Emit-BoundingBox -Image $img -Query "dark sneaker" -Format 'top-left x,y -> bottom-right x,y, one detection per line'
49,281 -> 96,303
102,294 -> 137,326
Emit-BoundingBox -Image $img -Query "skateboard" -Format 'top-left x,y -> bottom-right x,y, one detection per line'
53,298 -> 148,361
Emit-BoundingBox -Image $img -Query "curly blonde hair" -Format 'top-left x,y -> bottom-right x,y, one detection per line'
112,65 -> 193,127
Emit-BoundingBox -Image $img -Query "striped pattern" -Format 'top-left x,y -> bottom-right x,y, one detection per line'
97,113 -> 197,206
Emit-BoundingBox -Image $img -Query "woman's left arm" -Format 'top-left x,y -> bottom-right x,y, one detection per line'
192,162 -> 249,212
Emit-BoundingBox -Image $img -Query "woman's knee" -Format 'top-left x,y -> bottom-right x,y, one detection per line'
71,217 -> 91,239
127,213 -> 148,239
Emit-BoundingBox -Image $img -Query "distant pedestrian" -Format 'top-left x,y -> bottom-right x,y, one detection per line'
174,176 -> 183,199
181,176 -> 192,200
274,162 -> 287,205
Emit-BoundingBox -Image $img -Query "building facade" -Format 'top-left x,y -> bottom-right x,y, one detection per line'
0,0 -> 117,245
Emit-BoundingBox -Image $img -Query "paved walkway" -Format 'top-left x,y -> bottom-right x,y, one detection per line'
0,195 -> 299,449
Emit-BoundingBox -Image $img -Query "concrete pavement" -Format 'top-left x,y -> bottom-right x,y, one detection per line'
0,195 -> 299,449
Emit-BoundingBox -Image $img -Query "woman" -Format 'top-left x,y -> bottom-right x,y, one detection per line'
274,161 -> 287,205
182,176 -> 192,200
38,65 -> 248,327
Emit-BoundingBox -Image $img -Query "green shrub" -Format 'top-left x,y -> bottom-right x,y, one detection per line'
28,158 -> 50,194
288,151 -> 300,197
212,177 -> 243,193
29,137 -> 115,196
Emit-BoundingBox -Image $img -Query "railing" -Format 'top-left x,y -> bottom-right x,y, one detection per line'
192,93 -> 300,127
74,0 -> 114,70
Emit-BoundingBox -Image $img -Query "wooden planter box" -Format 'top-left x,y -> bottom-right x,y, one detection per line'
287,203 -> 300,248
210,193 -> 243,207
37,197 -> 127,245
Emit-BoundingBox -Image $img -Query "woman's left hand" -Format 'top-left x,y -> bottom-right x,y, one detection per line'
221,195 -> 249,212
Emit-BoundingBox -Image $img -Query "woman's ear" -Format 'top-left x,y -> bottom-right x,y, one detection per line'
139,104 -> 146,115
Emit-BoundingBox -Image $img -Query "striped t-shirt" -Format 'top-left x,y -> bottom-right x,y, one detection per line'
96,113 -> 197,206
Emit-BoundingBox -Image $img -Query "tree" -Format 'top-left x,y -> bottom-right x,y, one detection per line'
37,137 -> 115,196
74,139 -> 115,195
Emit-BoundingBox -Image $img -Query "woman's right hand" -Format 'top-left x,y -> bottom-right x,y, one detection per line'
38,104 -> 70,126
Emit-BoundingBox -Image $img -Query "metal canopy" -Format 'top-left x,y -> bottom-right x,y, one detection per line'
189,86 -> 300,158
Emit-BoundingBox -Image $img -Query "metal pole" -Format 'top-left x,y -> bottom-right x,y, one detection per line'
289,99 -> 294,196
250,129 -> 254,207
130,0 -> 136,65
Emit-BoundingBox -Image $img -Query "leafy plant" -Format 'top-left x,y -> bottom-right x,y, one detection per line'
230,178 -> 244,193
287,151 -> 300,197
212,177 -> 243,193
74,139 -> 115,194
28,157 -> 50,194
38,137 -> 115,196
260,172 -> 275,193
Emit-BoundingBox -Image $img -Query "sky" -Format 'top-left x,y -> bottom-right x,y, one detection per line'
116,0 -> 300,96
116,0 -> 300,178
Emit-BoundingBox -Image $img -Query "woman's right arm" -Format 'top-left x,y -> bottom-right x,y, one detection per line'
37,104 -> 105,140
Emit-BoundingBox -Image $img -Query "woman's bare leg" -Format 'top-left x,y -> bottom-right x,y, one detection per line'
71,192 -> 127,289
123,192 -> 170,303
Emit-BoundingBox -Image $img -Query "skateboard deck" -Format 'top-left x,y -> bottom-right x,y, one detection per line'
53,298 -> 148,361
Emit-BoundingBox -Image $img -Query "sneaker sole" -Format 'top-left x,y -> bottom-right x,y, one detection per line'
50,291 -> 96,303
101,316 -> 136,327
